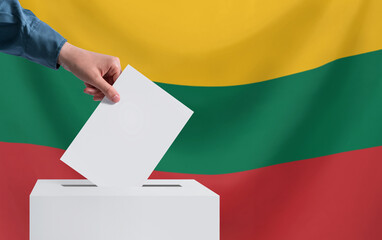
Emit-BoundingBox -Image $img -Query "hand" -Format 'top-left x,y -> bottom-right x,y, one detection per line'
58,42 -> 121,103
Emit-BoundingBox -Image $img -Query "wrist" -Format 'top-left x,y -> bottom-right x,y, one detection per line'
58,42 -> 73,70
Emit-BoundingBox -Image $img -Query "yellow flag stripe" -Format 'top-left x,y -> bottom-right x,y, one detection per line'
22,0 -> 382,86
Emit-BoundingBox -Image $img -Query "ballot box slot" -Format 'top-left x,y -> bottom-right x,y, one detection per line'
61,184 -> 97,187
142,184 -> 182,187
61,184 -> 182,187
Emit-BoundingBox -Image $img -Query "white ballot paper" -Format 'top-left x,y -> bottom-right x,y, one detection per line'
61,65 -> 193,187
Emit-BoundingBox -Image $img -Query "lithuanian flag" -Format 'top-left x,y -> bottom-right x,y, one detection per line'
1,0 -> 382,239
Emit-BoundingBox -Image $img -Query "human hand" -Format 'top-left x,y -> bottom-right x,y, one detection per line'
58,42 -> 121,103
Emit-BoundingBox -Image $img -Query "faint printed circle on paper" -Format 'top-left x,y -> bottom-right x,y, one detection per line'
118,102 -> 145,137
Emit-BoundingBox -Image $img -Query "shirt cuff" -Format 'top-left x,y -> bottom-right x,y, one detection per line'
24,19 -> 67,69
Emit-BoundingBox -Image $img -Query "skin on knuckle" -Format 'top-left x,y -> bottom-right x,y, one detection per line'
112,57 -> 121,69
114,63 -> 120,70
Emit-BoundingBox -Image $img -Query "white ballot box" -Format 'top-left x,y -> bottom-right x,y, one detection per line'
30,179 -> 219,240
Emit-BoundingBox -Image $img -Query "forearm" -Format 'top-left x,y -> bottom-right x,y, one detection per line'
0,0 -> 120,103
0,0 -> 66,69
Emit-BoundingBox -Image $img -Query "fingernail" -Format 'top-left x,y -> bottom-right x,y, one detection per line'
112,94 -> 120,103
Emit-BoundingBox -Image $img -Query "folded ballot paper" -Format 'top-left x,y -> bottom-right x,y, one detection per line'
61,65 -> 193,187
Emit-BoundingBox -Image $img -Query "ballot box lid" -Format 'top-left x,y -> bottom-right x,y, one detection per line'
30,179 -> 218,197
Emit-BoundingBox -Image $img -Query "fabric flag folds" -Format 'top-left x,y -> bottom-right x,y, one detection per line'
1,0 -> 382,239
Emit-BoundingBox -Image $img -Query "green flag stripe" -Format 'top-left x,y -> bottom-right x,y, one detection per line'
1,50 -> 382,174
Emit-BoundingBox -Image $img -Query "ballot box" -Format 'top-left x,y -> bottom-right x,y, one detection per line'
30,179 -> 219,240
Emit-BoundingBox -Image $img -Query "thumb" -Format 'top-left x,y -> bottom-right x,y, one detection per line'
93,76 -> 120,103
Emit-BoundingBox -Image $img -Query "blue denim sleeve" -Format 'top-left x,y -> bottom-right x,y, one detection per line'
0,0 -> 67,69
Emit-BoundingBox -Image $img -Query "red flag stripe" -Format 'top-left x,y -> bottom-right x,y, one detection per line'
1,142 -> 382,240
